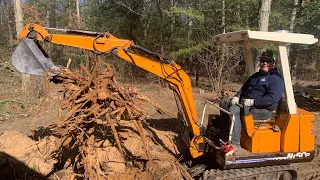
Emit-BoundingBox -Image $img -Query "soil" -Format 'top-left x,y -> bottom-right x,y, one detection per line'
0,74 -> 320,179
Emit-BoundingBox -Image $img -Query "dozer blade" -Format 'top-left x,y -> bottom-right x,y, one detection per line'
11,38 -> 59,75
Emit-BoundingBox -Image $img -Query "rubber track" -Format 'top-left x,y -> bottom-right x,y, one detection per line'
202,165 -> 297,180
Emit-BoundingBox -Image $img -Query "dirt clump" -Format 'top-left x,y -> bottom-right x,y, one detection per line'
0,131 -> 57,176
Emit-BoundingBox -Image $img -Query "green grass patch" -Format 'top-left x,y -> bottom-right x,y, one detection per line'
0,100 -> 25,115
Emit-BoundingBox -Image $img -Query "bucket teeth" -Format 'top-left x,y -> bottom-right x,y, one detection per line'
11,38 -> 59,75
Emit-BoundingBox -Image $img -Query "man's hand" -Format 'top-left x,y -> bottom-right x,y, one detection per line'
241,98 -> 255,106
230,97 -> 239,105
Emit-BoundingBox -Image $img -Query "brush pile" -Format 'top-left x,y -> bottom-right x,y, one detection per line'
45,56 -> 156,179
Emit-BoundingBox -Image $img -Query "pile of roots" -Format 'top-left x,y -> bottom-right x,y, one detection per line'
44,56 -> 173,179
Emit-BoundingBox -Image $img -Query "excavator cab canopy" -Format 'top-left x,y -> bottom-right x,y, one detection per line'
214,30 -> 318,115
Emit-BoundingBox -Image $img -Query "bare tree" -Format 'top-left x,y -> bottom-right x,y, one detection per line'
69,0 -> 72,25
198,44 -> 243,92
217,0 -> 227,91
14,0 -> 23,33
289,0 -> 300,85
14,0 -> 30,93
222,0 -> 226,33
0,0 -> 4,31
255,0 -> 272,71
4,0 -> 13,49
258,0 -> 272,31
289,0 -> 299,32
76,0 -> 81,27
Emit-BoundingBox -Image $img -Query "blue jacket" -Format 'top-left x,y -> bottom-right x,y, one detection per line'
235,67 -> 284,111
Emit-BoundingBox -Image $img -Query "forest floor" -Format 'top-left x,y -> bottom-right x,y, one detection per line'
0,70 -> 320,179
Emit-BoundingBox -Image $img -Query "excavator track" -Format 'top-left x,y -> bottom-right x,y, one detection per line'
201,165 -> 297,180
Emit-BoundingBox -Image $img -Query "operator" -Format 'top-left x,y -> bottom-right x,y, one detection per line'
220,50 -> 284,149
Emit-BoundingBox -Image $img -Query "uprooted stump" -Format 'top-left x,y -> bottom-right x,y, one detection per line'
43,56 -> 191,179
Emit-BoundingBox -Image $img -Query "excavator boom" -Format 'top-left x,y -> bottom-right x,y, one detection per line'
12,23 -> 204,158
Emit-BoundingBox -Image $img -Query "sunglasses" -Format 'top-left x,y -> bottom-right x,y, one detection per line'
260,59 -> 274,64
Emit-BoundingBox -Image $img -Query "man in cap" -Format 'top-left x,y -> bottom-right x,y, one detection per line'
220,50 -> 284,150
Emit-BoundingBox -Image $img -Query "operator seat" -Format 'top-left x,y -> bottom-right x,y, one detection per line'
251,94 -> 286,124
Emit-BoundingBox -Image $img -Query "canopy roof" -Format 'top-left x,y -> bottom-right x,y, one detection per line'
214,30 -> 318,45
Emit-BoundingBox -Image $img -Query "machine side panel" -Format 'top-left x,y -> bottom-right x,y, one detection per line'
282,114 -> 299,152
274,113 -> 299,152
298,108 -> 315,152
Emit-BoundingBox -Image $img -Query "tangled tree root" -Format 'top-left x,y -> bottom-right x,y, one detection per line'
45,56 -> 166,179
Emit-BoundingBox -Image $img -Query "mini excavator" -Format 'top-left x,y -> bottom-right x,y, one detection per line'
11,23 -> 318,179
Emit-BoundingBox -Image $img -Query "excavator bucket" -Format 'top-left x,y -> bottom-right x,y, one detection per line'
11,38 -> 59,75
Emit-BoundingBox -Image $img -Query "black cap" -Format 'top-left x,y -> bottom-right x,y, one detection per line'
258,51 -> 275,61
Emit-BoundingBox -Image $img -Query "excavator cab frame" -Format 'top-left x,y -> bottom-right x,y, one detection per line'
214,30 -> 318,115
206,31 -> 318,168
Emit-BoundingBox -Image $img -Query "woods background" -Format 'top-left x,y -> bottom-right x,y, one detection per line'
0,0 -> 319,93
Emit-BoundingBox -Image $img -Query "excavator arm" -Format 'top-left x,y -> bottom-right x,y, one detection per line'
14,23 -> 204,158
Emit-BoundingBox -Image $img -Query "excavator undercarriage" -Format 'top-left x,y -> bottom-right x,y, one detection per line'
182,111 -> 314,179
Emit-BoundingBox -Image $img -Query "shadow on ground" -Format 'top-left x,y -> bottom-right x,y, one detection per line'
295,95 -> 320,112
0,152 -> 46,180
144,118 -> 191,160
307,85 -> 320,89
145,118 -> 181,134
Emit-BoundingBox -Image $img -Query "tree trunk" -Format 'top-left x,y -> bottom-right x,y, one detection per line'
289,0 -> 299,32
0,0 -> 3,25
156,0 -> 163,55
187,10 -> 194,86
236,4 -> 241,23
258,0 -> 272,31
76,0 -> 80,27
14,0 -> 23,35
4,0 -> 13,49
256,0 -> 272,72
217,0 -> 227,91
48,0 -> 59,60
289,0 -> 302,85
222,0 -> 226,33
69,0 -> 72,25
170,0 -> 175,41
14,0 -> 30,94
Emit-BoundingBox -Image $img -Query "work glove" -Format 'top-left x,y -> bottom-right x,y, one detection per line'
241,98 -> 255,107
230,97 -> 239,105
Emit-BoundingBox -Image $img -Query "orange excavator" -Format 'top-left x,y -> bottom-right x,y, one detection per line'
11,23 -> 318,179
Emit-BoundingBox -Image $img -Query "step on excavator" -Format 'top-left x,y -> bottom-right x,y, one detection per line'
11,23 -> 318,179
